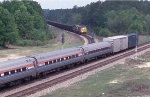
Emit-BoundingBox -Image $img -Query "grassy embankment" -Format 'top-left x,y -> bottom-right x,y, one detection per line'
139,35 -> 150,44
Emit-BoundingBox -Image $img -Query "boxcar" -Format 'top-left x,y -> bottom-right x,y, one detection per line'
103,35 -> 128,53
128,33 -> 138,48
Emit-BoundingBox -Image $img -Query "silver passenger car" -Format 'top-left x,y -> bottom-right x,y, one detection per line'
0,57 -> 36,86
81,42 -> 113,61
33,47 -> 84,74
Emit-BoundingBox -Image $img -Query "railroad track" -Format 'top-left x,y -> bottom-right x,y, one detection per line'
49,25 -> 94,44
81,34 -> 95,44
5,42 -> 150,97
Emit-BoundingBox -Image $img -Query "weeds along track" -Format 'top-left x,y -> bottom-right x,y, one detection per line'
65,31 -> 95,45
5,42 -> 150,97
81,34 -> 95,44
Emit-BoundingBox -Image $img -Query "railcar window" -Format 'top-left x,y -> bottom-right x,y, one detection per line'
53,60 -> 56,63
61,58 -> 64,61
57,59 -> 60,62
76,54 -> 78,57
10,70 -> 15,74
45,62 -> 48,65
4,72 -> 9,76
16,69 -> 21,72
69,56 -> 71,59
49,61 -> 52,64
66,57 -> 68,60
22,67 -> 26,71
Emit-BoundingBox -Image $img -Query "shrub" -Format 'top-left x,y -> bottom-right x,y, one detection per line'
16,39 -> 46,46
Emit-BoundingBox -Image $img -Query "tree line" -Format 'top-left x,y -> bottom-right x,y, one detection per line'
0,0 -> 54,48
44,0 -> 150,36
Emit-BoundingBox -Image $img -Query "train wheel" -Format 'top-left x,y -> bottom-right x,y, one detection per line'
85,59 -> 88,63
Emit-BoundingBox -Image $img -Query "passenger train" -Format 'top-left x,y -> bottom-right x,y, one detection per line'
0,33 -> 138,87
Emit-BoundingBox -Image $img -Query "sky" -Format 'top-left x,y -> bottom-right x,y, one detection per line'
34,0 -> 100,9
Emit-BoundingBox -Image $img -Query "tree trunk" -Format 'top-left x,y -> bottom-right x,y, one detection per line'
2,42 -> 9,48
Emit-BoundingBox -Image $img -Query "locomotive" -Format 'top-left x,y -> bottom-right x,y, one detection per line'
73,25 -> 88,34
0,33 -> 138,87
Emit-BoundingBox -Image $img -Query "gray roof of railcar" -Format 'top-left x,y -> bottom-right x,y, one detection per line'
32,47 -> 82,61
128,33 -> 137,36
104,35 -> 127,40
82,42 -> 112,51
0,47 -> 82,72
0,57 -> 34,72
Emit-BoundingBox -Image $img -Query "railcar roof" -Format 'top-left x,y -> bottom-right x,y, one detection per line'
105,35 -> 127,39
0,57 -> 34,72
128,33 -> 137,36
82,42 -> 111,47
32,47 -> 82,61
81,42 -> 112,51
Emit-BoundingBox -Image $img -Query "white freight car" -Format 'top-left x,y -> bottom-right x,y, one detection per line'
103,35 -> 128,53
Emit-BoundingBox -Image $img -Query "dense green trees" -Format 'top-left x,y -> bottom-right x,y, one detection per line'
0,0 -> 54,47
104,8 -> 147,35
44,1 -> 150,36
0,7 -> 17,47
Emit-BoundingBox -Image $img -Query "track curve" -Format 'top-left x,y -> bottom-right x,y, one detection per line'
47,20 -> 94,44
81,34 -> 95,44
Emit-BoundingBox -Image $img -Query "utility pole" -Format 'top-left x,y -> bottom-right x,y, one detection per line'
61,31 -> 65,50
135,45 -> 137,59
92,32 -> 95,43
135,32 -> 138,60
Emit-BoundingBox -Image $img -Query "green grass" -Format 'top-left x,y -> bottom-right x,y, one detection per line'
139,35 -> 150,44
44,65 -> 127,97
44,51 -> 150,97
